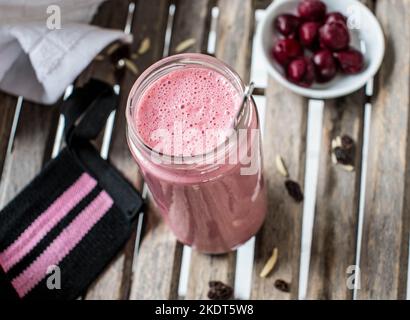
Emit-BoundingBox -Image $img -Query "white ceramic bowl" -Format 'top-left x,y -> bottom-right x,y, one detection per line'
256,0 -> 385,99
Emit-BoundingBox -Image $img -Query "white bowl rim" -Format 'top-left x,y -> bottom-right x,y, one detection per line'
256,0 -> 385,99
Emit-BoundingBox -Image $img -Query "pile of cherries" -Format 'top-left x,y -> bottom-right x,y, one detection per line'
271,0 -> 364,87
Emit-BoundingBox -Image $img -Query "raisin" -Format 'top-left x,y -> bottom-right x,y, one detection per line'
284,180 -> 304,202
274,279 -> 290,293
208,281 -> 233,300
333,146 -> 352,165
341,135 -> 354,149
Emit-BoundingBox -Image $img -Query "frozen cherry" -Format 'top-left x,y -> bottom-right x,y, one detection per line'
287,32 -> 299,40
334,48 -> 364,74
325,12 -> 347,25
319,21 -> 350,51
287,57 -> 315,87
297,0 -> 327,22
271,38 -> 302,66
287,59 -> 306,82
274,14 -> 301,36
299,22 -> 320,48
312,50 -> 337,82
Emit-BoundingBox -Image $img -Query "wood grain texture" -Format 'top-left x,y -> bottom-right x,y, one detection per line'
306,0 -> 372,301
83,0 -> 134,300
170,0 -> 213,54
307,90 -> 365,300
85,0 -> 172,300
91,0 -> 131,28
130,0 -> 216,301
118,0 -> 192,300
0,102 -> 59,208
186,0 -> 255,299
0,94 -> 17,180
253,0 -> 273,10
114,0 -> 171,299
251,78 -> 308,299
130,201 -> 184,300
77,0 -> 133,87
215,0 -> 254,83
357,0 -> 410,299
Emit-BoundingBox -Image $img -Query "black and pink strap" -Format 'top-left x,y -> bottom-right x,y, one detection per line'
0,80 -> 144,300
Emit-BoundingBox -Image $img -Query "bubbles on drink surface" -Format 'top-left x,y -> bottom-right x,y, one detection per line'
135,67 -> 242,157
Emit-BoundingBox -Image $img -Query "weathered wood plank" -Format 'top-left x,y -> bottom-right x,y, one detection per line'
0,102 -> 59,208
117,0 -> 194,300
108,0 -> 171,299
83,0 -> 134,300
77,0 -> 133,87
170,0 -> 214,54
250,77 -> 307,299
307,90 -> 365,300
357,0 -> 410,300
306,0 -> 372,301
130,200 -> 183,300
254,0 -> 273,10
128,0 -> 214,300
215,0 -> 254,81
186,0 -> 255,299
0,94 -> 17,180
92,0 -> 131,29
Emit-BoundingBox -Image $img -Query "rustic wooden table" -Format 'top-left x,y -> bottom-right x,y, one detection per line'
0,0 -> 409,300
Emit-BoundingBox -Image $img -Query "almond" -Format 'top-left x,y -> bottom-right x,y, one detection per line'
260,247 -> 278,278
123,58 -> 139,75
138,37 -> 151,55
275,155 -> 289,177
175,38 -> 196,53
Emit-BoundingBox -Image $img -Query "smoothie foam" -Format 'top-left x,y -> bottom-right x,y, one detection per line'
135,67 -> 242,157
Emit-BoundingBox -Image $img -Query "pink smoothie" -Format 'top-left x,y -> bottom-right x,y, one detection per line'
136,67 -> 242,157
131,65 -> 267,253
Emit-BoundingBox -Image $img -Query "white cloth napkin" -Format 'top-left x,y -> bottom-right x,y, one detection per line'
0,0 -> 131,105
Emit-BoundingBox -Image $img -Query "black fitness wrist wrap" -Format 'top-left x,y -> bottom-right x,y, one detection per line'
0,79 -> 144,300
